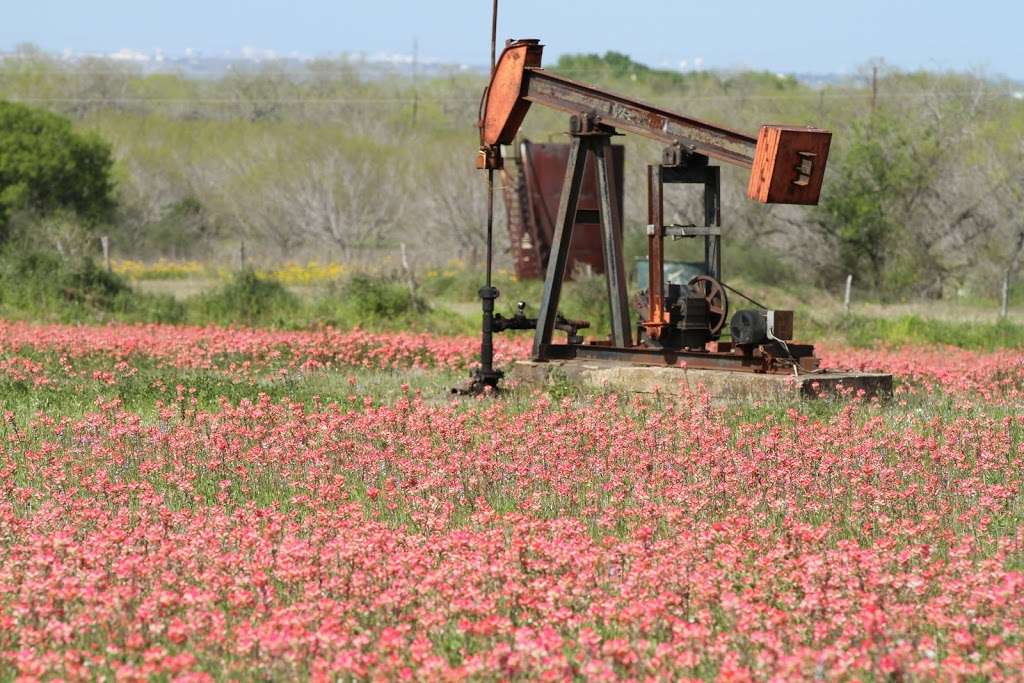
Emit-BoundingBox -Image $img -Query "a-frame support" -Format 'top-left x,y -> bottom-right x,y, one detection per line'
532,118 -> 630,361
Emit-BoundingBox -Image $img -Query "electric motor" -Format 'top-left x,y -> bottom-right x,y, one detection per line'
730,309 -> 769,346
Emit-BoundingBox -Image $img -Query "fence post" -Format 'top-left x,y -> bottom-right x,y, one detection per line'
843,274 -> 853,313
100,235 -> 111,273
400,242 -> 416,297
239,241 -> 246,270
1001,273 -> 1010,320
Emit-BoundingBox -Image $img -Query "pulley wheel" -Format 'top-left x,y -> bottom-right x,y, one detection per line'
688,275 -> 728,336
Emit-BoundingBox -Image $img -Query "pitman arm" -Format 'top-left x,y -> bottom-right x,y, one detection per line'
478,39 -> 832,205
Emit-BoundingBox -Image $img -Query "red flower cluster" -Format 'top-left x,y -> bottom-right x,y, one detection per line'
0,322 -> 1021,679
0,321 -> 530,374
820,344 -> 1024,398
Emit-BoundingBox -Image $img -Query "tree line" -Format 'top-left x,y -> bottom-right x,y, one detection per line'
1,45 -> 1022,301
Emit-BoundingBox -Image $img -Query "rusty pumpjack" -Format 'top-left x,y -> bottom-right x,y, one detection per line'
463,38 -> 832,393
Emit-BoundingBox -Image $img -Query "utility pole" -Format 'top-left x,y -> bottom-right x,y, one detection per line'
411,38 -> 419,126
870,65 -> 878,113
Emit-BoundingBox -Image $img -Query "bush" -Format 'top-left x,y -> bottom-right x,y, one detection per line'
190,269 -> 299,327
314,273 -> 478,335
723,242 -> 801,288
0,101 -> 115,236
337,273 -> 427,319
0,244 -> 184,323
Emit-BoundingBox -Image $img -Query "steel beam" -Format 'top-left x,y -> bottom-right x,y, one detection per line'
533,135 -> 588,360
703,166 -> 722,281
593,135 -> 631,347
523,69 -> 757,167
543,343 -> 816,374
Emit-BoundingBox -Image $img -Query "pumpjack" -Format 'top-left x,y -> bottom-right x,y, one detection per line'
461,38 -> 832,393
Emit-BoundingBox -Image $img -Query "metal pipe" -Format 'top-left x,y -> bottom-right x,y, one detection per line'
486,0 -> 499,291
476,0 -> 500,389
490,0 -> 498,73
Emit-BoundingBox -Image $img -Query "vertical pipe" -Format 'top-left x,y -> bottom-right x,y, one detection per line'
485,170 -> 494,292
646,165 -> 665,334
485,0 -> 499,290
477,0 -> 500,388
490,0 -> 498,73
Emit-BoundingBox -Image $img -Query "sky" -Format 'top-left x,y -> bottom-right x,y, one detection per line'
1,0 -> 1022,79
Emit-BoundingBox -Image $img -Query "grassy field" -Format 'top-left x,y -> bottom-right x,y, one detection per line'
0,318 -> 1021,680
0,253 -> 1022,680
122,261 -> 1024,352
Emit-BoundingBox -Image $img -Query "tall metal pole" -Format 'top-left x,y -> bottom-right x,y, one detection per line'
475,0 -> 501,391
485,2 -> 498,292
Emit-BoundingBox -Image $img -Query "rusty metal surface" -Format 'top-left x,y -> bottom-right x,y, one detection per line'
746,125 -> 832,204
505,140 -> 624,279
481,38 -> 831,205
542,342 -> 818,375
689,275 -> 728,335
531,125 -> 632,358
481,40 -> 543,147
522,68 -> 757,167
646,164 -> 667,338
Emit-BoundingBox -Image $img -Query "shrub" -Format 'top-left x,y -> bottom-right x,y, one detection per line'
190,269 -> 299,327
0,101 -> 115,237
339,273 -> 428,318
313,273 -> 480,335
0,243 -> 184,323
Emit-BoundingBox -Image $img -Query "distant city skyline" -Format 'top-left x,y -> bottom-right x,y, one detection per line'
2,0 -> 1022,80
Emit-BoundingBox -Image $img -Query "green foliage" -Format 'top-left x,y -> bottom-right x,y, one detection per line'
136,196 -> 214,259
0,243 -> 183,323
0,101 -> 115,235
555,51 -> 677,83
190,269 -> 299,327
825,314 -> 1024,350
336,273 -> 427,318
723,242 -> 801,286
559,272 -> 616,336
314,273 -> 474,335
818,112 -> 939,291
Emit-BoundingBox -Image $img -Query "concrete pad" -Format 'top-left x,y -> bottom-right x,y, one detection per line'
508,359 -> 892,401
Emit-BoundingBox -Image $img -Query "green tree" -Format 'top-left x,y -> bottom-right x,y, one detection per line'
818,112 -> 936,290
0,101 -> 115,238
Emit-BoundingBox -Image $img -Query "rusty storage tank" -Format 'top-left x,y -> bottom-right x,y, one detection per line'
501,139 -> 625,279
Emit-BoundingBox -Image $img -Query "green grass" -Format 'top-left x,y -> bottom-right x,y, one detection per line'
0,245 -> 184,324
1,245 -> 1022,351
0,350 -> 464,425
809,313 -> 1024,350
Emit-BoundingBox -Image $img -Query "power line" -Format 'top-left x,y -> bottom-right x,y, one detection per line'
2,90 -> 1010,106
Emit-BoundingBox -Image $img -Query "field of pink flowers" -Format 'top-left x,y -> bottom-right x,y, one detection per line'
0,321 -> 1022,680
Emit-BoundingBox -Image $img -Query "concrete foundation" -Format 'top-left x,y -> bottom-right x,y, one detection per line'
508,359 -> 893,401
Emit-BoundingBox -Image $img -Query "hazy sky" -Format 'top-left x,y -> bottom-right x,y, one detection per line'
2,0 -> 1021,78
